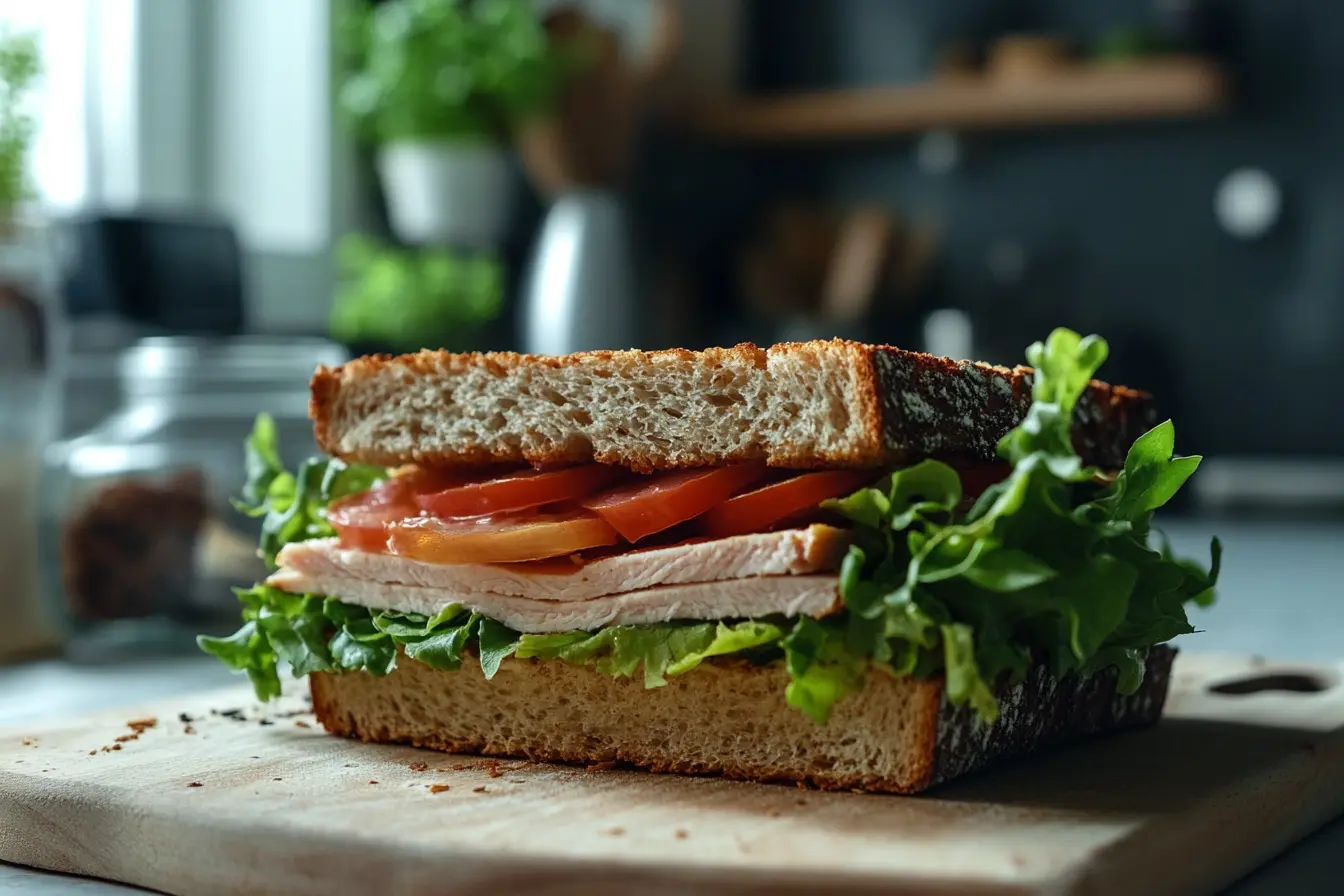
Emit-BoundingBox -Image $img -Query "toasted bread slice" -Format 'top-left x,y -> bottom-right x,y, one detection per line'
311,341 -> 1153,473
310,646 -> 1174,794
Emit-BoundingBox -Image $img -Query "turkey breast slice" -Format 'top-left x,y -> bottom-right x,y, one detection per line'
267,568 -> 841,634
272,525 -> 849,604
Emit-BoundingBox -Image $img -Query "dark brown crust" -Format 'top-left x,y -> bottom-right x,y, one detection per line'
311,340 -> 1153,473
309,647 -> 1175,795
927,645 -> 1175,790
867,345 -> 1155,469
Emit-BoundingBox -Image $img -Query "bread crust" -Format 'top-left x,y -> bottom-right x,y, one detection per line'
311,340 -> 1153,473
309,647 -> 1174,794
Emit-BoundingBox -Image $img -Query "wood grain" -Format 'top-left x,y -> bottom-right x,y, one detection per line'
1,652 -> 1341,896
684,57 -> 1229,142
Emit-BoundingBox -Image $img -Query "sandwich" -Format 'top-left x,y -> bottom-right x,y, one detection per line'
200,327 -> 1220,794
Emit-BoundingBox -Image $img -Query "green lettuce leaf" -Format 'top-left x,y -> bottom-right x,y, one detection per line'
781,617 -> 869,725
200,584 -> 788,701
804,327 -> 1220,725
232,414 -> 389,566
517,620 -> 783,688
478,618 -> 522,678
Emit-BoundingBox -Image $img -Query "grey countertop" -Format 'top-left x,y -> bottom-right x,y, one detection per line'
1,518 -> 1341,893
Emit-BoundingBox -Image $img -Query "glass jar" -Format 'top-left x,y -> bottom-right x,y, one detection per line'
40,336 -> 348,662
0,302 -> 59,662
0,231 -> 61,664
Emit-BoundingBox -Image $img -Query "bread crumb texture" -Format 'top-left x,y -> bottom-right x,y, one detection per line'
311,341 -> 1152,472
310,647 -> 1173,794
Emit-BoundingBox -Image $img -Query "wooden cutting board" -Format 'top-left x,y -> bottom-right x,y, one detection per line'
2,652 -> 1342,896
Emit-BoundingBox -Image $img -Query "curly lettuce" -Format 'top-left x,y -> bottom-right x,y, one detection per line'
199,584 -> 785,700
231,413 -> 388,566
791,328 -> 1220,724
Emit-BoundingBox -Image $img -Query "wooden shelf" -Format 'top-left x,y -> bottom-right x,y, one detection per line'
683,57 -> 1230,142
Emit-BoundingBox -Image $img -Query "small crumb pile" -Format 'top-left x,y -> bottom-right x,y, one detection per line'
90,718 -> 157,755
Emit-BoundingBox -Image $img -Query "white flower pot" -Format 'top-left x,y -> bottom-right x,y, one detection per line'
376,141 -> 514,248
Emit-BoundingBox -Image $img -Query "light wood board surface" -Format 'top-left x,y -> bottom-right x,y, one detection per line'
1,652 -> 1342,896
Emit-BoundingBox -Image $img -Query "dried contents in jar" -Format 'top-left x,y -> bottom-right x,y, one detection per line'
61,470 -> 208,621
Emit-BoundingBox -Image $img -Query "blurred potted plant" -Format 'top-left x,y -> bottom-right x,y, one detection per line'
337,0 -> 586,249
330,233 -> 505,352
0,27 -> 38,238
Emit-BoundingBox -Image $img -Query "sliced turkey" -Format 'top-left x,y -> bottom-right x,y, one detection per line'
268,568 -> 840,634
273,525 -> 848,604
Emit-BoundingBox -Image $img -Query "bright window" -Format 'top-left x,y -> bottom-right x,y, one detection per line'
0,0 -> 89,211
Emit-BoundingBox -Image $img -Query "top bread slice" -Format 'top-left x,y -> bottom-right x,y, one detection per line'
311,340 -> 1154,473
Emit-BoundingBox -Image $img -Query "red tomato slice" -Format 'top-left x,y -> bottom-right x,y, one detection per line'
328,504 -> 404,552
415,464 -> 626,519
580,463 -> 771,543
326,467 -> 467,552
695,470 -> 881,539
326,478 -> 412,552
387,510 -> 621,565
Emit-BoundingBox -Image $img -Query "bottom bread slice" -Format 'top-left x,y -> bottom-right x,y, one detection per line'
310,645 -> 1175,794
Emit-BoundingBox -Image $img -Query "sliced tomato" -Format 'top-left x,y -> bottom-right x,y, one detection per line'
580,463 -> 771,543
415,463 -> 626,519
326,467 -> 466,552
328,504 -> 402,552
695,470 -> 881,539
387,510 -> 622,565
326,478 -> 411,552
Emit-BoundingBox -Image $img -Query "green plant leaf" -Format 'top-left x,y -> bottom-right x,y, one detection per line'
230,414 -> 389,566
336,0 -> 590,142
478,618 -> 521,679
1103,420 -> 1203,521
819,327 -> 1219,723
205,585 -> 794,703
330,235 -> 504,352
781,617 -> 869,725
256,597 -> 334,677
941,623 -> 998,723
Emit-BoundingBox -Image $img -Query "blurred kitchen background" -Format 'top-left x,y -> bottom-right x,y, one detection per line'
0,0 -> 1341,670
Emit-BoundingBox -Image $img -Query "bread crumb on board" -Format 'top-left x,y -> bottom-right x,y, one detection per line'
187,782 -> 203,788
89,717 -> 161,754
20,736 -> 37,747
428,784 -> 451,794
